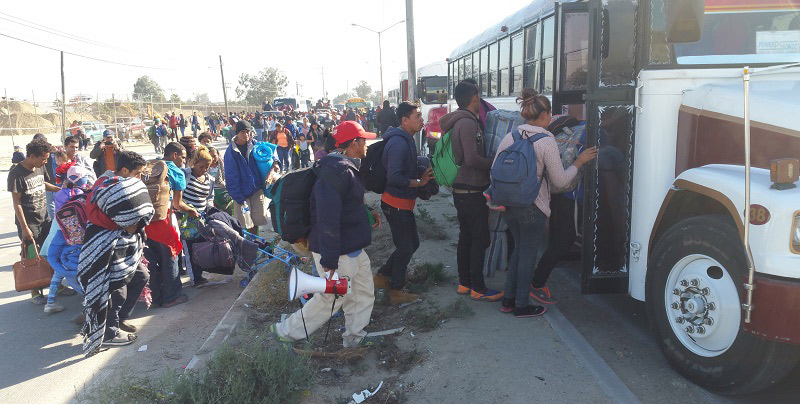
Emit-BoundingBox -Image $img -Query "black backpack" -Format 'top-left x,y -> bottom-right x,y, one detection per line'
267,162 -> 346,243
360,140 -> 387,194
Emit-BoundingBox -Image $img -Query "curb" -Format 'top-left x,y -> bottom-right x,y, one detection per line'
184,268 -> 264,372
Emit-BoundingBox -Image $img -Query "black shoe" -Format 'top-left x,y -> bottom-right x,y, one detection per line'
513,305 -> 547,318
500,297 -> 515,313
194,277 -> 209,288
119,320 -> 139,333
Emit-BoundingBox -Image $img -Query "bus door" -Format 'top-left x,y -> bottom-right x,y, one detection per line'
569,0 -> 639,294
553,2 -> 589,119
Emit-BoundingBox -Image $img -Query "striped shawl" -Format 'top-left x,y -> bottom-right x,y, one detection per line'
77,176 -> 154,356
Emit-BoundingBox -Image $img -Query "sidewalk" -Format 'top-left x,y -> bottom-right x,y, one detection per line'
0,138 -> 241,404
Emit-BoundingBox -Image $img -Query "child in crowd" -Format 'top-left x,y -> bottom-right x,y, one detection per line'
298,135 -> 310,168
43,164 -> 94,314
12,145 -> 25,165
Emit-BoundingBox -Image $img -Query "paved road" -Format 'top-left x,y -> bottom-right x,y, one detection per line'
0,138 -> 242,403
548,262 -> 800,403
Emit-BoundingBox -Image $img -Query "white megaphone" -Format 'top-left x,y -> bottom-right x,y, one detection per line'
289,266 -> 350,300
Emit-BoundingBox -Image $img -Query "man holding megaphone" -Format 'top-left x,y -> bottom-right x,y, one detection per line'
272,121 -> 380,348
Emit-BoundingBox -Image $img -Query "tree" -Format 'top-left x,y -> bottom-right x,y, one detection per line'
353,80 -> 372,99
368,90 -> 383,106
169,93 -> 181,104
191,93 -> 210,104
133,76 -> 165,102
333,92 -> 354,105
235,67 -> 289,105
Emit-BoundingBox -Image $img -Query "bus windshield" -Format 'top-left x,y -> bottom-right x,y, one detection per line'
420,76 -> 448,104
671,1 -> 800,65
274,98 -> 297,109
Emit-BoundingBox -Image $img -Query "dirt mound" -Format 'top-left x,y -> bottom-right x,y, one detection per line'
0,113 -> 58,136
2,101 -> 37,115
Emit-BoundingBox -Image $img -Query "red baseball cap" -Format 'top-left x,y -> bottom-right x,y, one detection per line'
333,121 -> 376,147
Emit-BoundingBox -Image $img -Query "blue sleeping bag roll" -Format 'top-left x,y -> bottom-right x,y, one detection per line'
252,142 -> 278,192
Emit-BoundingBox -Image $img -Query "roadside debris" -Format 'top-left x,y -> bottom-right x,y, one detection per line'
348,381 -> 383,404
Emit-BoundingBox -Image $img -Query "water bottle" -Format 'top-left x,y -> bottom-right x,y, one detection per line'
241,201 -> 250,216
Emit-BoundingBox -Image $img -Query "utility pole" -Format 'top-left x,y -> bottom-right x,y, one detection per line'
406,0 -> 417,103
219,55 -> 230,117
112,93 -> 118,136
4,88 -> 15,147
378,31 -> 385,103
406,0 -> 420,151
321,67 -> 326,98
60,51 -> 66,143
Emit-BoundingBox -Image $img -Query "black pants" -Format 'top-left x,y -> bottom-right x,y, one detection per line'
532,194 -> 578,288
454,192 -> 490,293
106,264 -> 149,338
378,201 -> 419,290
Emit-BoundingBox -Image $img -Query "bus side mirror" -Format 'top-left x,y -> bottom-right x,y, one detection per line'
666,0 -> 704,43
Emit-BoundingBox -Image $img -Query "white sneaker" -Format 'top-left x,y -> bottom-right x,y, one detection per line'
44,302 -> 65,314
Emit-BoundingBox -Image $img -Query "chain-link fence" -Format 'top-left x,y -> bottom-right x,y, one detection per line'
1,94 -> 258,139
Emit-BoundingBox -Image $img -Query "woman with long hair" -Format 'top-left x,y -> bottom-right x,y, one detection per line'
493,89 -> 597,318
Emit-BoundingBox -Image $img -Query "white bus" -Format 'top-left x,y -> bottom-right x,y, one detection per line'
447,0 -> 800,394
400,61 -> 450,153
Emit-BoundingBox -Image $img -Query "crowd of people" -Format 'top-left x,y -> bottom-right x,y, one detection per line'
8,80 -> 596,353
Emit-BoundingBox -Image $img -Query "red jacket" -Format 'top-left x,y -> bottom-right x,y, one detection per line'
169,115 -> 179,128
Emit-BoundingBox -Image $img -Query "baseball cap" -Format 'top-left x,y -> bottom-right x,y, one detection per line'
103,129 -> 114,138
332,121 -> 376,147
235,119 -> 253,134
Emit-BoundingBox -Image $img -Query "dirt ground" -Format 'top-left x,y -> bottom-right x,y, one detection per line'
240,187 -> 614,404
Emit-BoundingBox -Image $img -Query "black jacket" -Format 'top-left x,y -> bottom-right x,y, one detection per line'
308,154 -> 371,270
378,108 -> 399,134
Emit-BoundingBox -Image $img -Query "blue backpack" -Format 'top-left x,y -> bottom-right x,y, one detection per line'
487,130 -> 548,207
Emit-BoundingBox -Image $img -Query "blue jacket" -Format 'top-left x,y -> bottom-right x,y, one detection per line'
382,127 -> 419,200
223,141 -> 263,203
309,154 -> 371,270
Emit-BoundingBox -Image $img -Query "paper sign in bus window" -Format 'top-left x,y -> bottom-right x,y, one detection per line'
756,30 -> 800,54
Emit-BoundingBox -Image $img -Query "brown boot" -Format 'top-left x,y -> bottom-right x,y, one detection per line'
389,289 -> 420,306
373,273 -> 390,290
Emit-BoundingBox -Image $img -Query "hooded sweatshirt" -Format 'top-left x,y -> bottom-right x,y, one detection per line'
492,124 -> 579,216
439,109 -> 493,191
381,127 -> 419,204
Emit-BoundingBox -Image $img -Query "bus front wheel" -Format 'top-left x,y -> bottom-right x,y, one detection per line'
646,214 -> 800,395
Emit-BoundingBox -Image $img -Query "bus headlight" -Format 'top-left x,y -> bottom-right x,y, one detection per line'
792,213 -> 800,252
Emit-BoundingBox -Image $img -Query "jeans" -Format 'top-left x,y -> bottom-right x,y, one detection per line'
300,149 -> 310,168
454,192 -> 490,292
180,126 -> 186,136
532,194 -> 578,288
255,128 -> 264,141
46,191 -> 55,221
378,202 -> 419,290
276,146 -> 289,171
106,265 -> 149,338
192,125 -> 198,137
144,239 -> 182,306
503,205 -> 546,308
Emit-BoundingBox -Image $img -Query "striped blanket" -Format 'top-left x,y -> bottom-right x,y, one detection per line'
77,176 -> 154,356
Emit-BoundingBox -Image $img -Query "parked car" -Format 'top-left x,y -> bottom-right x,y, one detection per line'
64,121 -> 106,143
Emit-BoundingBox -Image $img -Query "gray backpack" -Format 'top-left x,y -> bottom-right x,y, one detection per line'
551,124 -> 585,194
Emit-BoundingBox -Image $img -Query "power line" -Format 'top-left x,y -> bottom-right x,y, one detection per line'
0,31 -> 173,70
0,12 -> 122,51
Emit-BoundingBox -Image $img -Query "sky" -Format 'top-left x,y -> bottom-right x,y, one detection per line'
0,0 -> 533,104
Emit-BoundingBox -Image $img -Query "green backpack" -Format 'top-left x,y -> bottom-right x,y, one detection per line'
431,129 -> 460,187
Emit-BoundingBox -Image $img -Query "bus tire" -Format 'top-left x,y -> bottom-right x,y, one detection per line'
646,214 -> 800,395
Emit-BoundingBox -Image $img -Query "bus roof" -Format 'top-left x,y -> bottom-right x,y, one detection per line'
449,0 -> 575,60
